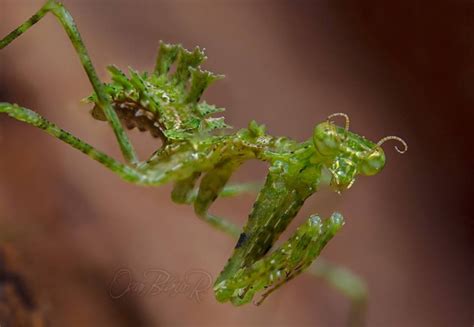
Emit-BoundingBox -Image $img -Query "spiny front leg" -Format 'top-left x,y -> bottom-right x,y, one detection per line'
214,213 -> 344,305
215,165 -> 316,287
0,0 -> 138,164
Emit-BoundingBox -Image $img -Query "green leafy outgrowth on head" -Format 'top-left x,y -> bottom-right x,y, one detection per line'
85,41 -> 230,141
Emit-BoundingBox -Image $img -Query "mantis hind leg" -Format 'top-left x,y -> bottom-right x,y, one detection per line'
214,212 -> 345,305
0,0 -> 138,165
0,103 -> 146,183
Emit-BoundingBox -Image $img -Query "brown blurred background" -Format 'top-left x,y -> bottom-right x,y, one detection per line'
0,0 -> 472,326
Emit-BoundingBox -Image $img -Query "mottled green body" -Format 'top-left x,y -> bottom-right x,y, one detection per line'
1,0 -> 405,308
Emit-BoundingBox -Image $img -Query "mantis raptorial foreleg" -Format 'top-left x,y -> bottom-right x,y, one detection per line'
0,0 -> 138,164
215,165 -> 315,287
214,212 -> 344,305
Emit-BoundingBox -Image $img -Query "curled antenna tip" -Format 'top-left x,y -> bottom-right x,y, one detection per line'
327,112 -> 350,131
376,136 -> 408,154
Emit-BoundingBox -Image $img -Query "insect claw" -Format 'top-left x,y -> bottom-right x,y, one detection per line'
253,293 -> 267,306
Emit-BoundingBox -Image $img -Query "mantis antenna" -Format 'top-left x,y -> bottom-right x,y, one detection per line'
327,112 -> 350,131
376,136 -> 408,154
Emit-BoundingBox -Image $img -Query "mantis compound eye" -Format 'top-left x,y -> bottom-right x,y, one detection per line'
360,147 -> 386,176
360,136 -> 407,176
313,122 -> 342,156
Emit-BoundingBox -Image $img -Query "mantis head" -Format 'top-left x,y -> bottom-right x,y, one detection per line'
312,113 -> 407,193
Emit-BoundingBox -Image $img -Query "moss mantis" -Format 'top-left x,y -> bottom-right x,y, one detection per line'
0,0 -> 407,314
